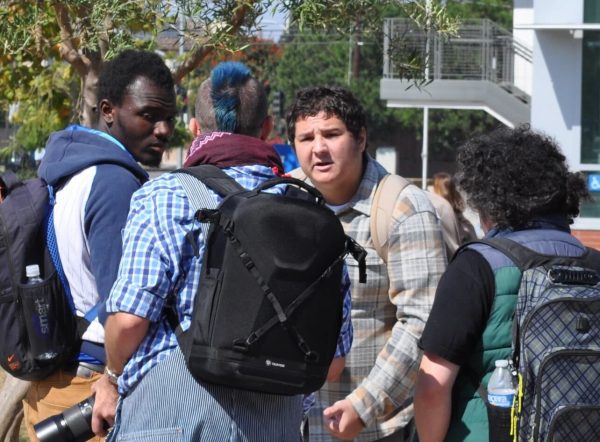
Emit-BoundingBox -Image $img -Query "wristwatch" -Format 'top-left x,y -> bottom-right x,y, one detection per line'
104,366 -> 120,386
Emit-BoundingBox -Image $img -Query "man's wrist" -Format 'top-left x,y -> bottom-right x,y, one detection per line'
104,366 -> 121,386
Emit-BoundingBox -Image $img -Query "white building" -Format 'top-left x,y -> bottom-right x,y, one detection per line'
380,0 -> 600,245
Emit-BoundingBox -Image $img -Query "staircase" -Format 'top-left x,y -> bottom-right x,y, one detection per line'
380,18 -> 531,127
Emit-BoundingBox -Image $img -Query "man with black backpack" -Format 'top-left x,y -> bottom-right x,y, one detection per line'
93,61 -> 355,441
18,49 -> 177,440
414,126 -> 598,442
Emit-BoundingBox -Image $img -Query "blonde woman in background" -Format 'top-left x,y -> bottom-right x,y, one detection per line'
433,172 -> 477,244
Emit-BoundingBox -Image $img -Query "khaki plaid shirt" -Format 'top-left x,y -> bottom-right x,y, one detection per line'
307,157 -> 447,441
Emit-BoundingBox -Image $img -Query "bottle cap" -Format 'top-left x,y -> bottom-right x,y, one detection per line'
25,264 -> 40,278
495,359 -> 509,368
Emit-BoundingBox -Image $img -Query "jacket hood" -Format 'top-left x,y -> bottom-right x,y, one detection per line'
38,126 -> 148,185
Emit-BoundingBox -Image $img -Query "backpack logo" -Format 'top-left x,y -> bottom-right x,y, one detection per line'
7,354 -> 21,371
265,359 -> 285,368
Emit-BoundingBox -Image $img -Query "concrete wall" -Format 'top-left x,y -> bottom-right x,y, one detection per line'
530,30 -> 582,169
533,0 -> 583,24
513,0 -> 534,95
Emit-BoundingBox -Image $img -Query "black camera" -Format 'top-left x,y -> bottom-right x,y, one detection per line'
34,395 -> 96,442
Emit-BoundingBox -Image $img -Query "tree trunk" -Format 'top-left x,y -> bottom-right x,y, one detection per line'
79,66 -> 101,128
0,373 -> 30,442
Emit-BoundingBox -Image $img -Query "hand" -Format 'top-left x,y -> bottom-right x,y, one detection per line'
91,374 -> 119,437
323,399 -> 365,440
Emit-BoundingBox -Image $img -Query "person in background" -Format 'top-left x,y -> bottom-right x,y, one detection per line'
414,126 -> 590,442
288,86 -> 446,441
23,49 -> 177,441
433,172 -> 477,244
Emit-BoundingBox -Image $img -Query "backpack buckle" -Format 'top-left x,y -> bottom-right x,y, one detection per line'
196,209 -> 219,223
233,332 -> 259,353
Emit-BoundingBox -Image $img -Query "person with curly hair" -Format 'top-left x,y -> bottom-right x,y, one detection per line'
433,172 -> 477,244
414,125 -> 590,442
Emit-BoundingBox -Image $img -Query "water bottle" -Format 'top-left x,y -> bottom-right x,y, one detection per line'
25,264 -> 44,285
23,265 -> 57,362
488,359 -> 516,408
487,359 -> 515,442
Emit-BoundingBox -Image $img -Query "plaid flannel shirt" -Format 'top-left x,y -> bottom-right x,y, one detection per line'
306,157 -> 447,441
107,164 -> 352,395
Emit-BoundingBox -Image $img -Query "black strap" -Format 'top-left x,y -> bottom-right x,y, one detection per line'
175,164 -> 245,196
219,217 -> 317,357
234,253 -> 347,359
469,238 -> 600,272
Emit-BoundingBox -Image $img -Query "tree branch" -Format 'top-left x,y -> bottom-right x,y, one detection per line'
52,1 -> 88,77
172,0 -> 258,82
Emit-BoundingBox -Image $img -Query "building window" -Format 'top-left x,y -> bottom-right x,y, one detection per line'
581,31 -> 600,165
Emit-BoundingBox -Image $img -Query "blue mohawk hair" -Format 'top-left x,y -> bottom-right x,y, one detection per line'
211,61 -> 252,133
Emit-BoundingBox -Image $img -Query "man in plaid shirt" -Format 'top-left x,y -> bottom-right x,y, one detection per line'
288,86 -> 446,441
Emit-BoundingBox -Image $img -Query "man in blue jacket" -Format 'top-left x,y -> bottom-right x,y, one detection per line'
22,49 -> 177,441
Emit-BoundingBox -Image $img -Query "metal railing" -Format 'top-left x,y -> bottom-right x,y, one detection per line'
383,18 -> 532,98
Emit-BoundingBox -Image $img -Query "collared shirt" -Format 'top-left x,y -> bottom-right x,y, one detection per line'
306,156 -> 447,441
107,164 -> 352,395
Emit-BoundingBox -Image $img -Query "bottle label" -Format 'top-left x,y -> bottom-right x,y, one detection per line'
488,392 -> 514,408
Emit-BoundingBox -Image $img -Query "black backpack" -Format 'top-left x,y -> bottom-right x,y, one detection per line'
170,165 -> 366,395
0,171 -> 82,380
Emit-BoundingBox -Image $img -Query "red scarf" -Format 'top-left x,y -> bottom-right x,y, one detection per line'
184,132 -> 284,176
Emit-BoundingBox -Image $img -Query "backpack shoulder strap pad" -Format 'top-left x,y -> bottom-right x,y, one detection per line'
474,237 -> 599,272
175,164 -> 244,196
370,174 -> 410,263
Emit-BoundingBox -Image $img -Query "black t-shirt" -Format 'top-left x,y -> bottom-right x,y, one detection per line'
419,249 -> 495,365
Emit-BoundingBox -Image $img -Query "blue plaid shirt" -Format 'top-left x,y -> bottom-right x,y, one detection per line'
107,165 -> 353,395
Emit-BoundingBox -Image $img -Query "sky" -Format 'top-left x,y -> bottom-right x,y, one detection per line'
256,6 -> 288,42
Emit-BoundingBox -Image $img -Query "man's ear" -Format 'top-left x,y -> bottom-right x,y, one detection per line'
99,99 -> 114,125
358,127 -> 367,152
188,117 -> 201,137
259,115 -> 274,141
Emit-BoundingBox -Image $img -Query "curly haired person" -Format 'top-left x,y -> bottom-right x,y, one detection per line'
414,125 -> 590,442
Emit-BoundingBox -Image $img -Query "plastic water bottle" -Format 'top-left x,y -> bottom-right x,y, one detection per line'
488,359 -> 515,408
25,264 -> 44,284
24,265 -> 57,361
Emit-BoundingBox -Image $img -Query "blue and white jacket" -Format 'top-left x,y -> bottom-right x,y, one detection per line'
38,125 -> 148,363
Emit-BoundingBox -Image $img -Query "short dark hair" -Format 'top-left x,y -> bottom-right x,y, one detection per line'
286,86 -> 366,142
194,61 -> 268,137
97,49 -> 174,109
456,125 -> 589,229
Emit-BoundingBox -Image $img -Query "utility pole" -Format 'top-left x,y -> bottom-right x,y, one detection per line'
421,0 -> 432,190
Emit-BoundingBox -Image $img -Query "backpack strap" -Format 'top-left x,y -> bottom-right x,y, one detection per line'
370,174 -> 411,263
475,237 -> 600,274
45,185 -> 75,312
175,164 -> 245,196
44,185 -> 98,335
167,166 -> 232,337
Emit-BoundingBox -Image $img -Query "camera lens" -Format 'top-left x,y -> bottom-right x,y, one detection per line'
34,396 -> 96,442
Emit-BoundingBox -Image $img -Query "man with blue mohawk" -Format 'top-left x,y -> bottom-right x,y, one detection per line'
92,61 -> 353,441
